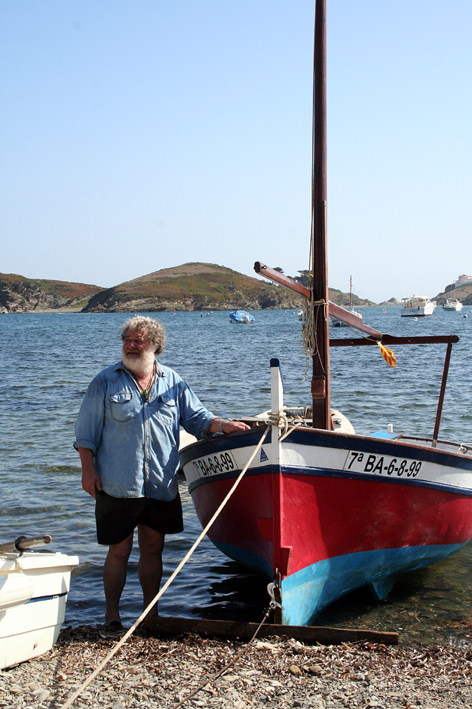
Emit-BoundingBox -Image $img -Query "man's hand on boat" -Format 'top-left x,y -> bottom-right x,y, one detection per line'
208,418 -> 250,435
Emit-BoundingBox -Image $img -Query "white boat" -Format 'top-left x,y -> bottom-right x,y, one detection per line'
443,298 -> 463,312
401,295 -> 437,317
0,535 -> 78,669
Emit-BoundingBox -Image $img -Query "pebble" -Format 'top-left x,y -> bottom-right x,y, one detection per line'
289,665 -> 302,676
0,625 -> 470,708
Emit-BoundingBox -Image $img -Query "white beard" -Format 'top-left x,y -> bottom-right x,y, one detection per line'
122,348 -> 156,378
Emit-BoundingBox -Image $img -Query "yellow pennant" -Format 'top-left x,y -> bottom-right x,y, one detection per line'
378,341 -> 396,368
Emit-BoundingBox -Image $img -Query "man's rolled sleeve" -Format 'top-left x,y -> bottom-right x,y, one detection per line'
178,382 -> 215,439
74,377 -> 106,455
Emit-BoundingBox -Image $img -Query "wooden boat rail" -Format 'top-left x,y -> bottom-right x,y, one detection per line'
330,336 -> 458,447
254,261 -> 459,446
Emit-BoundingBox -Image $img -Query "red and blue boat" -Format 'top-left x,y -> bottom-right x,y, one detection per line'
180,0 -> 472,626
180,356 -> 472,626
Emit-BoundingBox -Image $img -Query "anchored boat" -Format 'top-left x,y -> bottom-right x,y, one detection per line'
443,298 -> 464,312
331,276 -> 363,328
180,0 -> 472,626
229,310 -> 255,324
401,295 -> 437,317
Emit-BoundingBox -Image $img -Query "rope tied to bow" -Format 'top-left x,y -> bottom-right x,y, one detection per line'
267,407 -> 305,441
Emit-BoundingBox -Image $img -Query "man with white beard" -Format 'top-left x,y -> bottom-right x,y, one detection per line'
75,315 -> 249,630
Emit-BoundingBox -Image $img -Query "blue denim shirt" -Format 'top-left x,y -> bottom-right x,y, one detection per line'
74,361 -> 215,501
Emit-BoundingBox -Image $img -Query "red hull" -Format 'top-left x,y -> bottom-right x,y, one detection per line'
191,470 -> 472,579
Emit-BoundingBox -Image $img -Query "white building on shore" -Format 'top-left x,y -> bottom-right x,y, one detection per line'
454,274 -> 472,288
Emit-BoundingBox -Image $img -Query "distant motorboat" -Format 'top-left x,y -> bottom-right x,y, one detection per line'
401,295 -> 436,317
229,310 -> 255,324
443,298 -> 463,312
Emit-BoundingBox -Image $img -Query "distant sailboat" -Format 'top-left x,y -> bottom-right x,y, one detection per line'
331,276 -> 363,327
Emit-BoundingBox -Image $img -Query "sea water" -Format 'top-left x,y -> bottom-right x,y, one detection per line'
1,306 -> 472,646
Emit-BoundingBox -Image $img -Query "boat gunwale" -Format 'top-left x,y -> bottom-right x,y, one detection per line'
180,424 -> 472,468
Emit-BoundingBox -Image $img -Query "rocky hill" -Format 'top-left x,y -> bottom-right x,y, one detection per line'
0,273 -> 103,313
434,282 -> 472,306
0,263 -> 377,314
327,287 -> 373,308
83,262 -> 302,312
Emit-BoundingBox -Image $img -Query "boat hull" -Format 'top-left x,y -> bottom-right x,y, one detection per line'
400,297 -> 436,317
443,299 -> 463,312
181,427 -> 472,625
0,551 -> 79,668
229,310 -> 255,324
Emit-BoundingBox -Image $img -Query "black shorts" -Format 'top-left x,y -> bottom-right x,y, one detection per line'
95,490 -> 184,546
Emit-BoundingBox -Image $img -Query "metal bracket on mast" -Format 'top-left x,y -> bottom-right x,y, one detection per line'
311,375 -> 326,399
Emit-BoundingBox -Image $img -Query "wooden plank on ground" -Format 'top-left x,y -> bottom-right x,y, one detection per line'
147,616 -> 399,646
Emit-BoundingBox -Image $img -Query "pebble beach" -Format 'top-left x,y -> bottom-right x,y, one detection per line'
1,625 -> 471,709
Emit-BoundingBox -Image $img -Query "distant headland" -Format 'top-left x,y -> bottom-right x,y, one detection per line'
1,263 -> 471,313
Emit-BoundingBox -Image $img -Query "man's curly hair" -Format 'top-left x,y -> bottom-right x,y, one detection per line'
121,316 -> 166,356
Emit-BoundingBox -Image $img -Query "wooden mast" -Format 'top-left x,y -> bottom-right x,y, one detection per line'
311,0 -> 331,429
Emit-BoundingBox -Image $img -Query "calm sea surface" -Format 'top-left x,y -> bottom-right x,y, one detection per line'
1,306 -> 472,646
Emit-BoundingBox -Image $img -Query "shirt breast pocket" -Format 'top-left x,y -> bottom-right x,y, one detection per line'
157,396 -> 177,426
109,392 -> 136,422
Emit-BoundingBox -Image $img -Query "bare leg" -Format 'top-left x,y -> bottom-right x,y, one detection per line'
103,533 -> 133,625
137,524 -> 165,619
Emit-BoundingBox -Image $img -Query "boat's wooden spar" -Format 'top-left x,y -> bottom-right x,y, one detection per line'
254,261 -> 383,338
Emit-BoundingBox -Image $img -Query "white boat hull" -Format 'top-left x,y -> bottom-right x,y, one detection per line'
443,299 -> 463,312
0,551 -> 79,669
401,296 -> 436,317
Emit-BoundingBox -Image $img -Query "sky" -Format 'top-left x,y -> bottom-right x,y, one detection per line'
1,1 -> 471,303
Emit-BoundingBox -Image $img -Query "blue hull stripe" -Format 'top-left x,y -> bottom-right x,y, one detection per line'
281,542 -> 467,626
25,592 -> 67,605
208,538 -> 467,626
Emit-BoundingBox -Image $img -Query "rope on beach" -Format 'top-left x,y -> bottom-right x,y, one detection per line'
169,603 -> 275,709
61,425 -> 270,709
